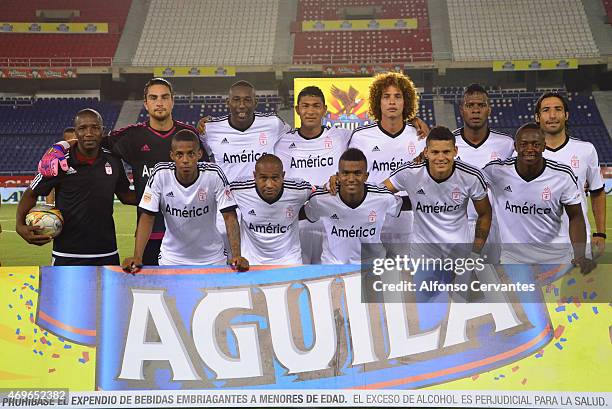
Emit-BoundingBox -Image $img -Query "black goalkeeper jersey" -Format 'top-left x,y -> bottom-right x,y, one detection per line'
105,120 -> 207,235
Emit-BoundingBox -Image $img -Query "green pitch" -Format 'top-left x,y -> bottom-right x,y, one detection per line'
0,200 -> 610,266
1,203 -> 136,266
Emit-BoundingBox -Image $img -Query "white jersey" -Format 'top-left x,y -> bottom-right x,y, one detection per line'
388,160 -> 488,244
348,122 -> 425,184
140,162 -> 236,265
275,126 -> 351,186
304,184 -> 402,264
543,136 -> 604,249
482,158 -> 582,264
230,178 -> 312,265
453,127 -> 515,222
203,113 -> 290,182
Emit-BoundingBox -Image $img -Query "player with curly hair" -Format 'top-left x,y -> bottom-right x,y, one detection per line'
329,72 -> 425,245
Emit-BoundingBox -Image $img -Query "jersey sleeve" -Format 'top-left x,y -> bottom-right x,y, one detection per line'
467,170 -> 488,201
304,194 -> 322,222
385,194 -> 403,218
114,161 -> 131,194
585,145 -> 604,192
213,168 -> 237,212
560,173 -> 582,206
106,127 -> 133,164
387,166 -> 411,192
138,172 -> 161,213
29,173 -> 59,197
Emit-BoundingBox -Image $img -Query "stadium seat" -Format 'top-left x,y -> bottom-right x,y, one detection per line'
132,0 -> 279,66
447,0 -> 599,61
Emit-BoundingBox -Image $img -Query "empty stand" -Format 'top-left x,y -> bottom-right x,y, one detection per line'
293,0 -> 431,64
298,0 -> 428,21
447,0 -> 599,61
0,97 -> 121,173
293,29 -> 432,64
0,0 -> 131,66
132,0 -> 279,66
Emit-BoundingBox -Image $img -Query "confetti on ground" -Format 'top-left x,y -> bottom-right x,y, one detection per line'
583,291 -> 588,300
555,342 -> 563,350
471,375 -> 479,380
593,306 -> 599,315
52,353 -> 60,358
589,292 -> 597,300
8,304 -> 12,309
15,328 -> 20,335
48,368 -> 56,373
29,275 -> 35,279
586,277 -> 594,283
499,374 -> 505,378
568,315 -> 574,323
567,278 -> 576,286
63,344 -> 71,349
82,351 -> 90,363
40,337 -> 47,344
17,314 -> 21,320
554,325 -> 565,339
555,306 -> 566,312
572,312 -> 579,320
522,378 -> 528,385
17,336 -> 25,340
560,338 -> 567,342
512,366 -> 519,372
554,287 -> 559,297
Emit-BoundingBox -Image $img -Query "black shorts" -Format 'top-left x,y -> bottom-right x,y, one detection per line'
52,253 -> 120,266
142,239 -> 162,266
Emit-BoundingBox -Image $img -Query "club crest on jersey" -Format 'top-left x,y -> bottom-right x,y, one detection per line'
542,187 -> 551,201
259,133 -> 267,146
570,155 -> 580,169
140,144 -> 151,152
451,187 -> 462,203
286,206 -> 294,218
224,187 -> 232,198
368,210 -> 377,223
408,142 -> 416,155
490,151 -> 499,161
324,137 -> 332,149
105,162 -> 113,175
198,189 -> 207,201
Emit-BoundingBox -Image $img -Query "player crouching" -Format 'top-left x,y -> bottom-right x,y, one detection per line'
123,130 -> 248,273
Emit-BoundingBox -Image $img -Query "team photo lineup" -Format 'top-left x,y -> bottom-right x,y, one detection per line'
12,72 -> 606,274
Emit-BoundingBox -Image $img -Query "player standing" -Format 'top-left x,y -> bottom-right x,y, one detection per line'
482,123 -> 593,273
536,92 -> 606,259
452,84 -> 514,260
18,109 -> 137,266
122,130 -> 247,271
37,78 -> 206,266
230,155 -> 312,265
333,72 -> 426,244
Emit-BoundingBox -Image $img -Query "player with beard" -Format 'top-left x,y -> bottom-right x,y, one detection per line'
536,92 -> 606,259
328,72 -> 425,247
37,78 -> 208,266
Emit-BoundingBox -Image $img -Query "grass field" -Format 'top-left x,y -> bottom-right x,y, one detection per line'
1,203 -> 136,265
0,200 -> 610,265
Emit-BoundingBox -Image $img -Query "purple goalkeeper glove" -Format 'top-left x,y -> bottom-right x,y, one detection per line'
37,141 -> 70,177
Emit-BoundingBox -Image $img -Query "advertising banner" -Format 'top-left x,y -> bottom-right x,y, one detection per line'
0,264 -> 609,408
0,22 -> 108,34
294,77 -> 375,129
153,66 -> 236,77
302,19 -> 417,31
493,59 -> 578,71
0,68 -> 77,79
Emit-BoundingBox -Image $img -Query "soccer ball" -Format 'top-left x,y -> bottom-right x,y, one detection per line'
25,205 -> 64,238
